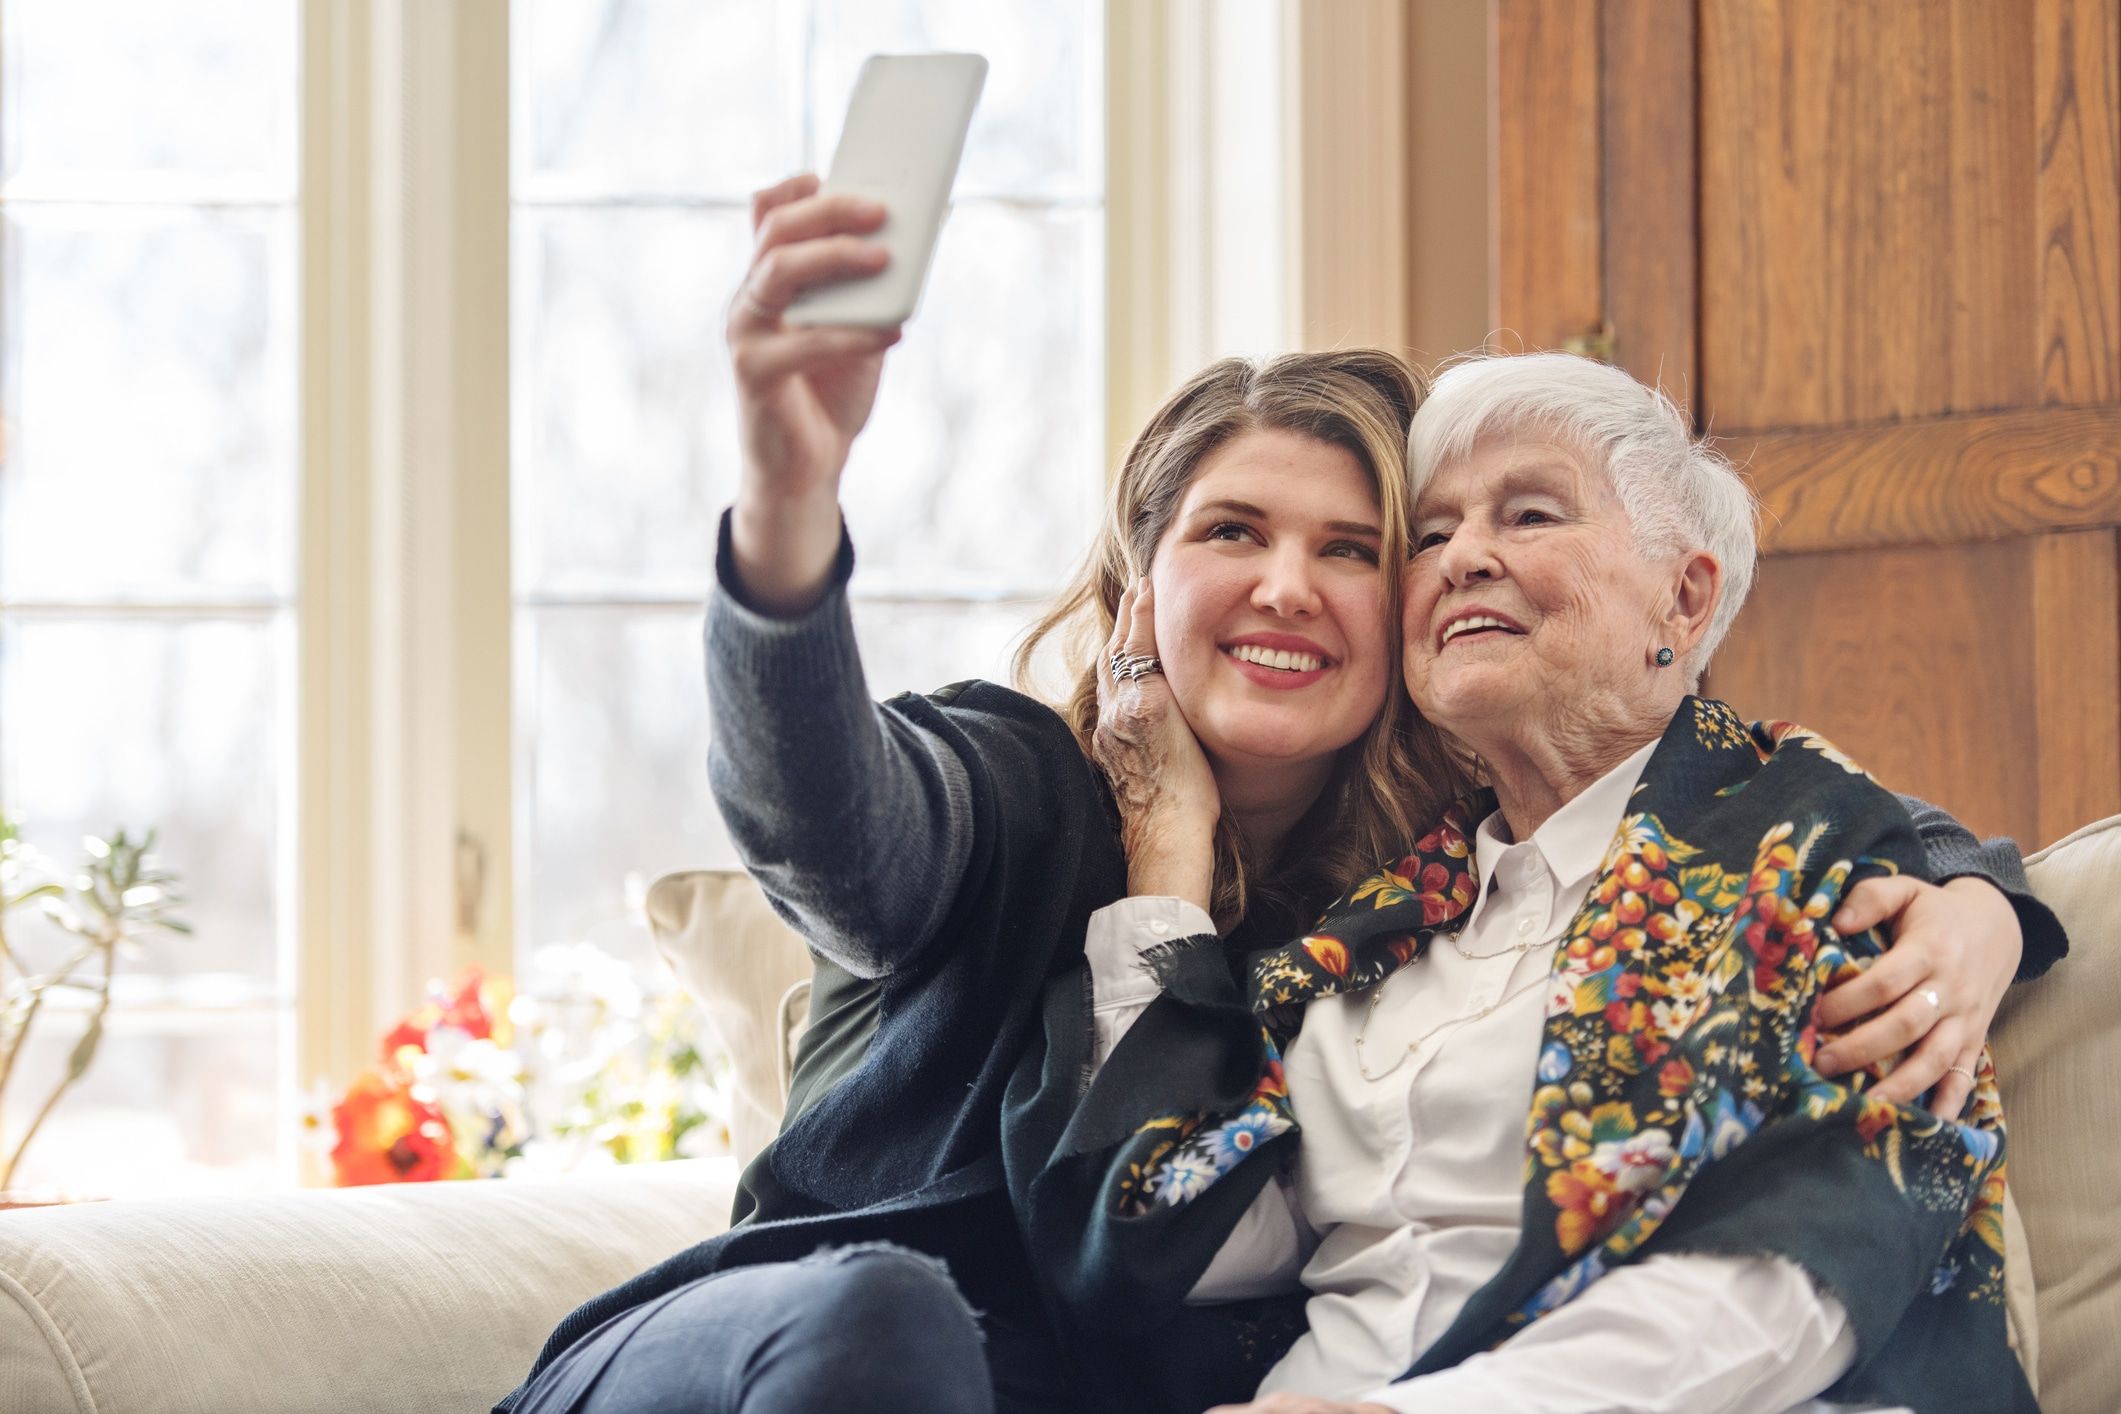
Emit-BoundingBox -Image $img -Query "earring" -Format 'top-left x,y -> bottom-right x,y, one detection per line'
1655,647 -> 1674,666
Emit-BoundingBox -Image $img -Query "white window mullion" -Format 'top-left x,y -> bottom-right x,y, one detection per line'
382,0 -> 513,999
297,0 -> 379,1133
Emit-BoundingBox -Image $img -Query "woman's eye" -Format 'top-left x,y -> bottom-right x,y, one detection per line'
1326,541 -> 1381,564
1206,522 -> 1255,543
1412,531 -> 1451,553
1514,508 -> 1554,527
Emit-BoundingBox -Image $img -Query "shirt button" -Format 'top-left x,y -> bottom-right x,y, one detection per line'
1517,916 -> 1537,937
1151,916 -> 1174,937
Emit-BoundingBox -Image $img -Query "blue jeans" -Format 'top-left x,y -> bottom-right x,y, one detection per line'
512,1243 -> 1067,1414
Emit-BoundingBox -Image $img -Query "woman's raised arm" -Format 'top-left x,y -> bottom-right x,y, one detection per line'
706,175 -> 972,979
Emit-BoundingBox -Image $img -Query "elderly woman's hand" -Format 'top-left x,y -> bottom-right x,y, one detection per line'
1093,578 -> 1220,914
1813,875 -> 2022,1120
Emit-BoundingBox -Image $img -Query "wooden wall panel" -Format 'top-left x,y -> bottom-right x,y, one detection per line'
2032,529 -> 2121,845
1601,0 -> 1698,408
1709,539 -> 2048,845
1722,404 -> 2121,553
2037,0 -> 2121,406
1700,0 -> 2037,433
1493,0 -> 1602,350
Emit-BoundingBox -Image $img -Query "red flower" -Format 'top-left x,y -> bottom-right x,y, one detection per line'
1658,1057 -> 1695,1098
438,966 -> 501,1040
1302,934 -> 1350,978
331,1069 -> 461,1186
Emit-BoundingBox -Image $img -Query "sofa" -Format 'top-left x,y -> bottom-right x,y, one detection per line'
0,818 -> 2113,1413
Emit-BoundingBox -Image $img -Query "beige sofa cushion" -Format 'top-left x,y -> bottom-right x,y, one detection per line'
647,870 -> 814,1165
1994,814 -> 2121,1414
0,1159 -> 737,1414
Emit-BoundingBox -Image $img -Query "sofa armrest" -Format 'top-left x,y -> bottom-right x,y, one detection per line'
0,1158 -> 738,1414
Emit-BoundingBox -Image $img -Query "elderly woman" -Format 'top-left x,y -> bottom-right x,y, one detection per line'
1020,353 -> 2040,1414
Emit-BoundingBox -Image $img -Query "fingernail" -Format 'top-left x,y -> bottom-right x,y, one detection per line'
1814,1048 -> 1838,1072
1831,910 -> 1853,930
854,198 -> 886,219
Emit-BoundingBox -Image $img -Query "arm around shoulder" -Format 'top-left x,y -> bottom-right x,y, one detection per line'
1896,793 -> 2068,979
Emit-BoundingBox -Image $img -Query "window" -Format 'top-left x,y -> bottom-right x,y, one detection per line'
0,0 -> 1391,1195
0,0 -> 1259,1193
0,0 -> 301,1195
509,0 -> 1107,984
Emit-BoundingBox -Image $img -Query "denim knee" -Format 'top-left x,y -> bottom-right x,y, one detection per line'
750,1244 -> 991,1414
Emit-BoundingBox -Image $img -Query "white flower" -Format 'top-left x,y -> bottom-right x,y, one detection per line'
1666,969 -> 1710,1009
1151,1147 -> 1220,1205
1588,1127 -> 1676,1194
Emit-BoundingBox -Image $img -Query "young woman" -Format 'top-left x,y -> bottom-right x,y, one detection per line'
496,175 -> 1460,1414
497,182 -> 2048,1414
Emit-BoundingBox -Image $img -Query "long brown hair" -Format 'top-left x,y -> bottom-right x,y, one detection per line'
1013,350 -> 1471,930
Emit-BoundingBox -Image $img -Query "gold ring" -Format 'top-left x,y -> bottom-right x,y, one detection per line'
1945,1064 -> 1977,1083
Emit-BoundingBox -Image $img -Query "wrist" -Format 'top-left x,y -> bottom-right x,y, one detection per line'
1942,874 -> 2023,964
730,488 -> 843,617
1125,830 -> 1215,917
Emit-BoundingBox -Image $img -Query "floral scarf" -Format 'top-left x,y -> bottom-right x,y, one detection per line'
1014,698 -> 2030,1414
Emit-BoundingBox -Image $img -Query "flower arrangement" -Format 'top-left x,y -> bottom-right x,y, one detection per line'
316,946 -> 734,1186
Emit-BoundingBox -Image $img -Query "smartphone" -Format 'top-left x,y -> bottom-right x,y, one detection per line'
782,53 -> 987,328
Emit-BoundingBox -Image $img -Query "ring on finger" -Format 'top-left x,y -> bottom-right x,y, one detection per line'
1945,1064 -> 1977,1083
1109,653 -> 1162,683
1920,988 -> 1941,1011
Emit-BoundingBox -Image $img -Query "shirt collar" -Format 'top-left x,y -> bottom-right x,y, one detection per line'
1467,738 -> 1660,918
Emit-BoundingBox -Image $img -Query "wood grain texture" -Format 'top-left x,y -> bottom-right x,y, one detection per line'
1601,0 -> 1699,410
2032,529 -> 2121,846
1493,0 -> 1602,351
1700,0 -> 2037,433
1720,405 -> 2121,553
2037,0 -> 2121,406
1707,540 -> 2044,845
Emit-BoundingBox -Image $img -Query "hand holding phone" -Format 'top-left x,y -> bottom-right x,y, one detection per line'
783,53 -> 988,328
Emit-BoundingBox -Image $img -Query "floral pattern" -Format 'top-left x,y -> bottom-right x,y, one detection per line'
1097,697 -> 2022,1410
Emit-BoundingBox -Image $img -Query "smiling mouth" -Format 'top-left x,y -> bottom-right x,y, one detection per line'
1224,643 -> 1327,673
1439,615 -> 1525,648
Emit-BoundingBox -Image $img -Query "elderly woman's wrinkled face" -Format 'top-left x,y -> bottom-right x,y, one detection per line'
1402,436 -> 1671,742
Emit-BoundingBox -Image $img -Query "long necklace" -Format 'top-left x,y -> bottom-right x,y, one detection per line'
1350,931 -> 1551,1081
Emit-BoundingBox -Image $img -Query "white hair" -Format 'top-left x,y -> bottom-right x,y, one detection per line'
1406,352 -> 1759,684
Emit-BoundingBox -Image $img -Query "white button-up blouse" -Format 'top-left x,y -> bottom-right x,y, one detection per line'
1084,741 -> 1891,1413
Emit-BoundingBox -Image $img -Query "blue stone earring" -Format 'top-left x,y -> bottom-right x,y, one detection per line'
1655,647 -> 1674,666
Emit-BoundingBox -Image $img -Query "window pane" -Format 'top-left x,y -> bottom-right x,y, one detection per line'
517,607 -> 724,970
0,208 -> 298,601
0,0 -> 296,193
0,1007 -> 287,1195
846,596 -> 1046,701
839,203 -> 1103,593
0,615 -> 285,984
514,0 -> 801,199
810,0 -> 1100,200
513,208 -> 748,599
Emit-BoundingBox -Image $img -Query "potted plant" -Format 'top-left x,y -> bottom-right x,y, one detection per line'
0,812 -> 188,1201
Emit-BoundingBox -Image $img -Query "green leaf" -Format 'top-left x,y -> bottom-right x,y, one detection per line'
66,1012 -> 106,1081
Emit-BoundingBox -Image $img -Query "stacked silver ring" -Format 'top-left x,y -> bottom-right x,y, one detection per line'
1108,648 -> 1163,683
